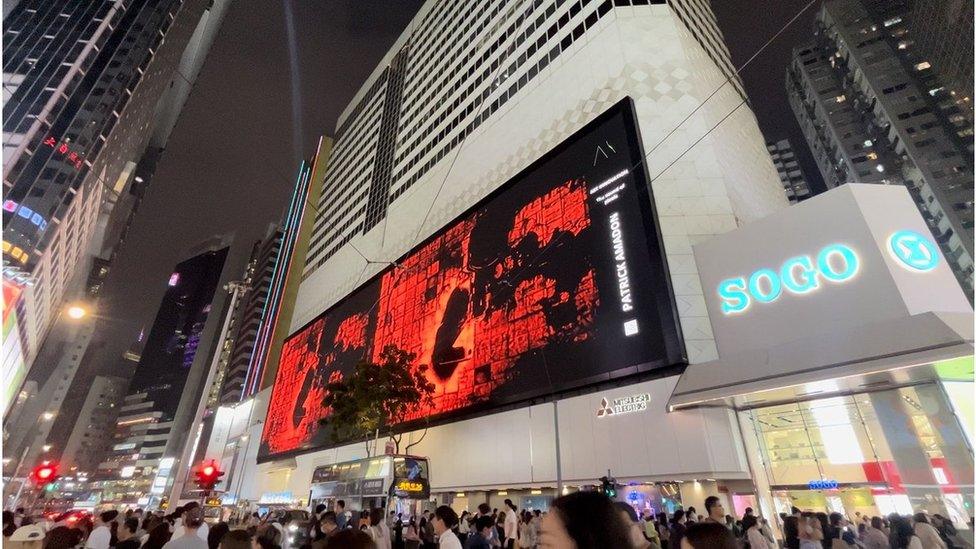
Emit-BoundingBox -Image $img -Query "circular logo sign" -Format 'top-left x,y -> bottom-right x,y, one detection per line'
888,230 -> 939,272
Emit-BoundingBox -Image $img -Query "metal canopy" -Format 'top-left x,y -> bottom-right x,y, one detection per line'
668,312 -> 974,411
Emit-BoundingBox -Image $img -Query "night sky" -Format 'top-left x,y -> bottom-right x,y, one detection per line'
81,0 -> 823,385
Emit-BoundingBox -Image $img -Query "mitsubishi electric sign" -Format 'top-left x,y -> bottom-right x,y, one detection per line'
596,393 -> 651,418
695,185 -> 971,356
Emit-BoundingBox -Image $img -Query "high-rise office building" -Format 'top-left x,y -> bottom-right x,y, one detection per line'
217,226 -> 283,404
58,374 -> 127,475
786,0 -> 974,299
95,242 -> 229,505
767,139 -> 813,203
906,0 -> 974,125
1,0 -> 231,399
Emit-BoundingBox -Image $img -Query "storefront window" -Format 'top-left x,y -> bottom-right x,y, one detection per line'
743,382 -> 974,526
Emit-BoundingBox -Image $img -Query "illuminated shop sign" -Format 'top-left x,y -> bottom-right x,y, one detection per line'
718,244 -> 859,315
807,479 -> 839,490
888,230 -> 939,272
259,99 -> 683,460
596,393 -> 650,417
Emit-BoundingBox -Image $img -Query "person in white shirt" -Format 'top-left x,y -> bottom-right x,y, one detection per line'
432,506 -> 461,549
172,503 -> 209,542
367,508 -> 392,549
162,507 -> 208,549
85,510 -> 118,549
742,515 -> 774,549
502,500 -> 518,549
912,514 -> 947,549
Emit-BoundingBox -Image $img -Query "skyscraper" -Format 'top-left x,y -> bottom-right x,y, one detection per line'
58,374 -> 127,475
94,242 -> 229,506
906,0 -> 974,125
787,0 -> 974,299
1,0 -> 231,392
767,139 -> 813,203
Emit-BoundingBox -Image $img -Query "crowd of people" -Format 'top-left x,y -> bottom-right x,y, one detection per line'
2,494 -> 969,549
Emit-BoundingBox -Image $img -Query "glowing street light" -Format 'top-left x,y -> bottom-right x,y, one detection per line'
41,412 -> 55,421
66,305 -> 87,320
42,445 -> 52,452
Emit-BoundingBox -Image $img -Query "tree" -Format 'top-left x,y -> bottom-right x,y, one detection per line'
320,345 -> 436,455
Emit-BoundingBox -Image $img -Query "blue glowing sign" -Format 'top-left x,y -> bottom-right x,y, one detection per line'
888,230 -> 939,272
719,244 -> 859,315
808,479 -> 839,490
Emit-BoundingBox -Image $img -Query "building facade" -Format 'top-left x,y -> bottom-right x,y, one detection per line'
255,0 -> 785,514
767,139 -> 813,203
1,0 -> 231,401
787,0 -> 974,299
58,374 -> 128,476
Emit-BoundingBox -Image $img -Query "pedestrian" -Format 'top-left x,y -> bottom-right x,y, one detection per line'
703,497 -> 725,524
4,511 -> 18,539
335,501 -> 352,531
889,516 -> 922,549
930,514 -> 958,548
430,506 -> 460,549
614,502 -> 658,549
394,513 -> 405,549
655,512 -> 670,549
680,521 -> 737,549
420,511 -> 436,549
219,530 -> 251,549
116,519 -> 142,549
783,515 -> 800,549
404,518 -> 421,549
327,529 -> 378,549
163,506 -> 208,549
539,491 -> 632,549
912,513 -> 947,549
742,515 -> 774,549
208,522 -> 230,549
457,512 -> 469,546
502,500 -> 517,549
173,503 -> 210,543
42,526 -> 78,549
464,516 -> 494,549
144,523 -> 173,549
517,510 -> 536,549
685,507 -> 698,524
670,510 -> 687,548
368,508 -> 392,549
85,510 -> 117,549
860,517 -> 886,549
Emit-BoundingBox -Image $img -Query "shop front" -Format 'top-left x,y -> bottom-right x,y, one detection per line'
671,184 -> 974,533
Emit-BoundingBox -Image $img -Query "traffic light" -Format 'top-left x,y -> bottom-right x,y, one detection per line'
31,461 -> 59,487
194,460 -> 224,492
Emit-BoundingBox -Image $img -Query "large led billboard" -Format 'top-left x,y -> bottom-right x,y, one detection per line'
260,98 -> 684,460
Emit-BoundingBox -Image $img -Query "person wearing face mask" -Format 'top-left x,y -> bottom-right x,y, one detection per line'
614,502 -> 660,549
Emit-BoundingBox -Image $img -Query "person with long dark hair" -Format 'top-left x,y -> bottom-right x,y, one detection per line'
783,515 -> 800,549
912,513 -> 946,549
889,515 -> 922,549
670,510 -> 687,549
144,523 -> 173,549
208,522 -> 230,549
681,521 -> 737,549
539,491 -> 632,548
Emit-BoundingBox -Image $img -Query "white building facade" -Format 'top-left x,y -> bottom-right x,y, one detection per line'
259,0 -> 786,514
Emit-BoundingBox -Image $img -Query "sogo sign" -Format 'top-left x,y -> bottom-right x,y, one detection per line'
718,243 -> 860,315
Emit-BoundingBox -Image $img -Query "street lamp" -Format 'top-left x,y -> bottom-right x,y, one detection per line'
66,305 -> 87,320
42,445 -> 51,452
41,412 -> 54,421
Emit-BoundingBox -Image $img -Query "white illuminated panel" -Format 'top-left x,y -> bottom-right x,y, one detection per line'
806,381 -> 865,465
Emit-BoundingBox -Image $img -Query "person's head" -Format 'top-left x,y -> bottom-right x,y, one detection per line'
477,504 -> 491,516
335,500 -> 345,512
146,523 -> 172,547
913,512 -> 929,525
120,518 -> 139,540
432,506 -> 458,536
323,529 -> 376,549
320,512 -> 337,534
656,512 -> 667,524
870,516 -> 883,530
829,512 -> 844,527
680,521 -> 738,549
504,499 -> 517,512
672,510 -> 686,525
791,506 -> 802,517
208,522 -> 230,549
99,510 -> 119,526
43,526 -> 78,549
367,509 -> 381,527
314,504 -> 326,516
460,511 -> 469,520
134,509 -> 144,518
687,507 -> 696,517
183,506 -> 204,531
542,491 -> 632,549
497,512 -> 505,524
741,515 -> 759,532
476,515 -> 494,535
220,529 -> 251,549
614,502 -> 648,549
744,507 -> 754,517
533,510 -> 541,518
889,516 -> 915,548
783,516 -> 799,542
704,496 -> 724,520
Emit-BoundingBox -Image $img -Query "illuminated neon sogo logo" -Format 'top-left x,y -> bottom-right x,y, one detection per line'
718,244 -> 859,315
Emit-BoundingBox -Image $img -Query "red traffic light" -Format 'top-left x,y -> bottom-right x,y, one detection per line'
31,461 -> 59,486
202,465 -> 215,477
194,460 -> 223,491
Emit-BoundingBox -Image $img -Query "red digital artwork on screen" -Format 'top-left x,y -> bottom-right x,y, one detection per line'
262,179 -> 599,455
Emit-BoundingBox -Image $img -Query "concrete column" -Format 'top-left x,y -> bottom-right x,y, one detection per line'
869,390 -> 947,515
915,384 -> 974,520
736,410 -> 782,538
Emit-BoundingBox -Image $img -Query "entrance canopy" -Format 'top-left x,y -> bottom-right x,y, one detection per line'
668,311 -> 973,411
